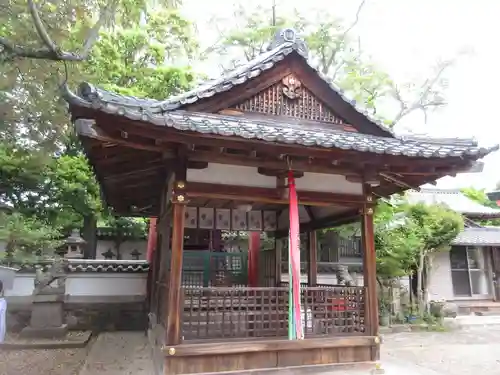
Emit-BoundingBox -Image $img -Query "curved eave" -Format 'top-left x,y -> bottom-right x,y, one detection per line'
62,84 -> 498,161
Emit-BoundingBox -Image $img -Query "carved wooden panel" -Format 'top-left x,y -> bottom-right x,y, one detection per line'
234,74 -> 344,124
169,208 -> 277,231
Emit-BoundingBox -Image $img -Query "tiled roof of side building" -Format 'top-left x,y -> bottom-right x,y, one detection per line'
453,227 -> 500,246
406,188 -> 500,218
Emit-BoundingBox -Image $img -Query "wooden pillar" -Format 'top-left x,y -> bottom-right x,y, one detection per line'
248,232 -> 261,287
275,237 -> 282,287
212,229 -> 222,251
152,173 -> 174,319
360,184 -> 379,357
307,231 -> 318,286
165,172 -> 187,346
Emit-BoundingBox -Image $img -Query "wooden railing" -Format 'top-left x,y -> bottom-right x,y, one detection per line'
181,286 -> 366,341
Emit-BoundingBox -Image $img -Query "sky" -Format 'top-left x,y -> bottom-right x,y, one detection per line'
181,0 -> 500,191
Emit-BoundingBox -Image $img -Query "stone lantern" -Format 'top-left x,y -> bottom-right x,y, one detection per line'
64,229 -> 86,259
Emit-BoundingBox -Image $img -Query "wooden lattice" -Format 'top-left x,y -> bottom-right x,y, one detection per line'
181,286 -> 366,341
234,74 -> 345,123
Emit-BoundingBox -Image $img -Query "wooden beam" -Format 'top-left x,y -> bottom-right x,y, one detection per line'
186,150 -> 362,176
101,116 -> 432,167
166,335 -> 377,357
185,182 -> 366,207
258,168 -> 304,178
275,209 -> 360,236
88,114 -> 476,176
304,206 -> 316,222
75,118 -> 164,153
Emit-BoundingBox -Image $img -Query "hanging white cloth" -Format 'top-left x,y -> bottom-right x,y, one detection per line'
0,297 -> 6,343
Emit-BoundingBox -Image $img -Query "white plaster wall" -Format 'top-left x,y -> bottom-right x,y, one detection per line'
187,163 -> 276,188
66,273 -> 146,296
187,164 -> 364,195
4,274 -> 36,297
5,273 -> 147,297
295,172 -> 363,195
427,251 -> 454,301
95,240 -> 147,260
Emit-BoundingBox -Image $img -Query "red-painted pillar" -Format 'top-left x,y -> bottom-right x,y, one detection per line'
248,232 -> 261,287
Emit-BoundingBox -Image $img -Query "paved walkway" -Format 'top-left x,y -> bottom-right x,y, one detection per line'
79,332 -> 154,375
382,325 -> 500,375
78,323 -> 500,375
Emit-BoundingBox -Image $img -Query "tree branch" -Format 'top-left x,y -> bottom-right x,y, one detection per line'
343,0 -> 368,37
27,0 -> 58,53
321,0 -> 367,76
0,1 -> 117,62
391,60 -> 452,125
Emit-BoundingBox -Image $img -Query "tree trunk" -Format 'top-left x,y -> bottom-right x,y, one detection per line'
5,239 -> 14,263
423,253 -> 433,309
82,215 -> 97,259
115,237 -> 123,260
417,249 -> 425,313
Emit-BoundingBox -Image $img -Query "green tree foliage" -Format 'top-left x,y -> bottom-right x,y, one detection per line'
374,201 -> 422,279
372,199 -> 463,314
101,216 -> 148,259
405,202 -> 463,310
461,187 -> 500,226
1,1 -> 198,257
0,212 -> 62,262
82,8 -> 197,99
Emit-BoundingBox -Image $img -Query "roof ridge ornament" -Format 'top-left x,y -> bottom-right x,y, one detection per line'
267,28 -> 308,57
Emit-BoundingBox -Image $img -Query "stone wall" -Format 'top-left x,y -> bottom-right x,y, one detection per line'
6,295 -> 147,332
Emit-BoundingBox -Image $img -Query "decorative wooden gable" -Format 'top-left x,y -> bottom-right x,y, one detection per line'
232,73 -> 346,125
182,28 -> 392,137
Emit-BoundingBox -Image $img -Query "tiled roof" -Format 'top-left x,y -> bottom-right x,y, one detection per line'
406,188 -> 500,218
62,27 -> 498,161
11,260 -> 149,273
74,112 -> 497,159
453,227 -> 500,246
96,227 -> 147,239
65,28 -> 393,135
67,260 -> 149,273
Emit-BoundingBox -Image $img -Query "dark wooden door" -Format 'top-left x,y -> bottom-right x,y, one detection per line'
491,247 -> 500,300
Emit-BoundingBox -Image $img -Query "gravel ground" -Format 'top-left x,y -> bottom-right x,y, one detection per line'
79,332 -> 154,375
2,326 -> 500,375
383,325 -> 500,375
0,348 -> 88,375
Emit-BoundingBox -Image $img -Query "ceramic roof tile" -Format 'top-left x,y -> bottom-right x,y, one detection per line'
453,227 -> 500,246
12,260 -> 149,273
73,112 -> 497,159
65,28 -> 395,135
406,189 -> 500,217
63,27 -> 498,161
